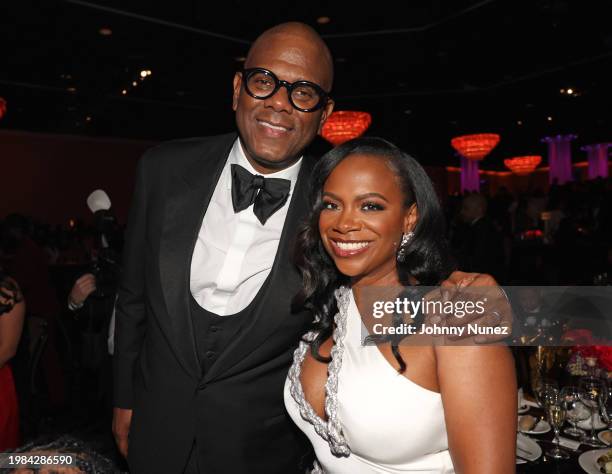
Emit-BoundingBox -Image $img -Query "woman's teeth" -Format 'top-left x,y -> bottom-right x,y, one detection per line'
335,241 -> 370,250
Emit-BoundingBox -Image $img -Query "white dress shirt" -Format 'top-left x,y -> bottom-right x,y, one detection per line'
189,138 -> 302,315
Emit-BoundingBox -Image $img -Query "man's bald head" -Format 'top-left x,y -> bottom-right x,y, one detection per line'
245,22 -> 334,90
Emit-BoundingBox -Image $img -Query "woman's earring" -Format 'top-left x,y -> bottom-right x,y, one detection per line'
396,231 -> 414,262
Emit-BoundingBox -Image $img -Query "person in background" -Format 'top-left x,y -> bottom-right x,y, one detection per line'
0,271 -> 25,451
67,273 -> 97,312
452,193 -> 505,282
2,214 -> 66,409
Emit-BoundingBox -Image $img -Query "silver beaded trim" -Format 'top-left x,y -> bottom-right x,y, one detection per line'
287,286 -> 352,459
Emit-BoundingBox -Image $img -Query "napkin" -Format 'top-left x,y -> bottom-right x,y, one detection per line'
557,436 -> 581,451
516,433 -> 540,461
578,415 -> 607,430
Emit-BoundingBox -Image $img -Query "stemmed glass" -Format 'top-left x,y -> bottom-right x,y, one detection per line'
533,379 -> 559,408
560,386 -> 590,438
545,390 -> 569,459
601,382 -> 612,429
578,376 -> 606,446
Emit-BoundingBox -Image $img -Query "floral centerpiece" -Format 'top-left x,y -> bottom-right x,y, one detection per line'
563,329 -> 612,378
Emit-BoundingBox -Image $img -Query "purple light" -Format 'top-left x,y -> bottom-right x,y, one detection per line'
541,134 -> 577,185
582,143 -> 610,179
460,156 -> 480,193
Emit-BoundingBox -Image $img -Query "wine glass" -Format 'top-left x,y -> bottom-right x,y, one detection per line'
578,376 -> 606,446
533,379 -> 559,408
560,385 -> 590,438
601,381 -> 612,428
545,391 -> 569,459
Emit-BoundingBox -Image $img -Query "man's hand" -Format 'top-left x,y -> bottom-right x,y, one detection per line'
112,407 -> 133,458
436,271 -> 513,344
69,273 -> 96,306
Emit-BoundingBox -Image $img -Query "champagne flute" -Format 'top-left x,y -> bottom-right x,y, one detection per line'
560,385 -> 589,438
579,376 -> 606,446
545,393 -> 569,460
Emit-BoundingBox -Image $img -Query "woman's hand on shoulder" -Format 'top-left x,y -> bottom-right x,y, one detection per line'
439,272 -> 513,343
436,344 -> 517,474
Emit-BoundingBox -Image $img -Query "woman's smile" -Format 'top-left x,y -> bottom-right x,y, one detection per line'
330,239 -> 373,257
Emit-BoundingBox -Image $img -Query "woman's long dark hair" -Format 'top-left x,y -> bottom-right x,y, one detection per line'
293,137 -> 455,372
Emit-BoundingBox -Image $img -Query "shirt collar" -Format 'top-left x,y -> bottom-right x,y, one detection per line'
226,138 -> 302,191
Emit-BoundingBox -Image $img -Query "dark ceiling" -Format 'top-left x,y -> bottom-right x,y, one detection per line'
2,0 -> 612,169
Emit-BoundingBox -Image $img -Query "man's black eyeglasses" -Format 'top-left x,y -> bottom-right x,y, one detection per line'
242,68 -> 330,113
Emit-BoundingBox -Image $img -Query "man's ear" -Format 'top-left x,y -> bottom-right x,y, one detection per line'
403,203 -> 419,233
317,98 -> 335,133
232,72 -> 242,111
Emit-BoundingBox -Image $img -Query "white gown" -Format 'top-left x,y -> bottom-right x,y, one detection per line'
284,288 -> 455,473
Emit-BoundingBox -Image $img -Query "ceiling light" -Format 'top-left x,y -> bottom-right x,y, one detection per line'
560,88 -> 565,94
547,116 -> 553,121
517,120 -> 523,125
566,88 -> 574,95
122,89 -> 127,95
67,87 -> 77,93
317,16 -> 331,24
132,81 -> 137,86
140,70 -> 148,78
99,27 -> 112,36
85,116 -> 92,122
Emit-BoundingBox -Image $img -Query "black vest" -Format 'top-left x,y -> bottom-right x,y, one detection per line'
190,288 -> 262,376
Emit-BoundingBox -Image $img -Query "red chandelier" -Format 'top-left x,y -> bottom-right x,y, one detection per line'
321,111 -> 372,146
504,155 -> 542,175
0,98 -> 6,120
451,133 -> 500,160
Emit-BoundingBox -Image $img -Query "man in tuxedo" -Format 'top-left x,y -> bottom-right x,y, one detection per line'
112,21 -> 507,474
112,22 -> 334,474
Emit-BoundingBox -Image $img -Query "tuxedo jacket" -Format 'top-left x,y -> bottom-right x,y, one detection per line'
114,133 -> 314,473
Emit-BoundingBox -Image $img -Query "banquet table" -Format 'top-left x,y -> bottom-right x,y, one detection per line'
516,404 -> 610,473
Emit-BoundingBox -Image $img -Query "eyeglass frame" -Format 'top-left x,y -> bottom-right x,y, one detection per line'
240,67 -> 331,113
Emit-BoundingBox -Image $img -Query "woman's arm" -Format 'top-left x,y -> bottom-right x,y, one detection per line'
436,345 -> 517,474
0,282 -> 26,368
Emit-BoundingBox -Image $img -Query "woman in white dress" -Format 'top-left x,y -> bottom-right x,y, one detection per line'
284,137 -> 516,473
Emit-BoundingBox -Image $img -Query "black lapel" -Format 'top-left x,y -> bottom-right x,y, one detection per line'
203,153 -> 316,383
159,133 -> 237,378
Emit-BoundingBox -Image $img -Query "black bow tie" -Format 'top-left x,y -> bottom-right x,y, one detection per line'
230,164 -> 291,225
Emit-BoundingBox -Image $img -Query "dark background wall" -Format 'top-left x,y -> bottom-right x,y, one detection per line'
0,130 -> 155,224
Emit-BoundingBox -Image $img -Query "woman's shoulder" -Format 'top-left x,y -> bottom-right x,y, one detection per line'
434,345 -> 515,385
434,344 -> 513,363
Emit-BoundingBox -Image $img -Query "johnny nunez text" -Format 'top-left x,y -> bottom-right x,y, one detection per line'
371,323 -> 509,337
